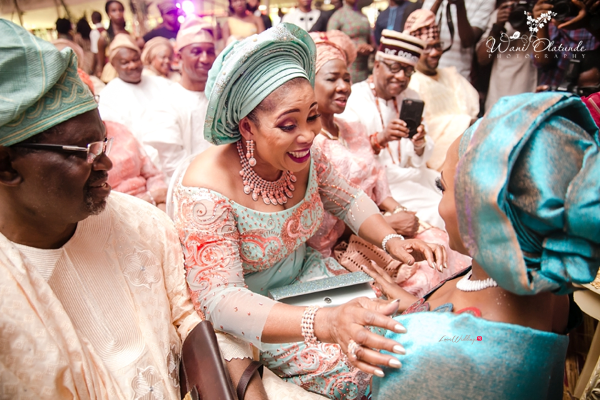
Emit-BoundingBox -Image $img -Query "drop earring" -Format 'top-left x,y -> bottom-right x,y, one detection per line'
246,140 -> 257,167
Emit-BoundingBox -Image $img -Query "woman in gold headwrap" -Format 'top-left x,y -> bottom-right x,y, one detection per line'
141,36 -> 180,82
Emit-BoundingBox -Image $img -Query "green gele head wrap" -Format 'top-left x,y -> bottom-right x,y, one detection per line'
204,23 -> 316,145
0,19 -> 97,147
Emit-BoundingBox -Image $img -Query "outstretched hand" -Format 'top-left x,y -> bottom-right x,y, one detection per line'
316,298 -> 406,377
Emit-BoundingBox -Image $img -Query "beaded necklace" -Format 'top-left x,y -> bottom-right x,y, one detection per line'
237,140 -> 297,206
368,75 -> 400,164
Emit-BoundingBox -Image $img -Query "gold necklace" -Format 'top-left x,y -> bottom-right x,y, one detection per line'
320,123 -> 347,147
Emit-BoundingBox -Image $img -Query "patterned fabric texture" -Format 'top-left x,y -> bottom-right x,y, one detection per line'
173,147 -> 380,399
0,192 -> 201,399
204,23 -> 316,145
457,92 -> 600,295
0,19 -> 97,147
309,30 -> 357,74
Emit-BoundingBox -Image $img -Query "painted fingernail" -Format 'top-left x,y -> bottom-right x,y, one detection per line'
394,324 -> 407,333
389,358 -> 402,368
393,345 -> 406,354
374,369 -> 385,377
432,262 -> 437,269
391,299 -> 400,304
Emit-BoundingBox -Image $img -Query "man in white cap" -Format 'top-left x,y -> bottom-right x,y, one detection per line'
140,17 -> 216,181
405,9 -> 479,171
339,29 -> 444,228
98,33 -> 171,164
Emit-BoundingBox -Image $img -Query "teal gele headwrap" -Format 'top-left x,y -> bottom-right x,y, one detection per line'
204,23 -> 316,145
0,19 -> 97,147
456,92 -> 600,295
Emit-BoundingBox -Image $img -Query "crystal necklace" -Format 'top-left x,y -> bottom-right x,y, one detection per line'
456,270 -> 498,292
237,140 -> 296,206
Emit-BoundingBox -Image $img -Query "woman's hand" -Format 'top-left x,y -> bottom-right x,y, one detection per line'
356,43 -> 374,56
384,211 -> 419,237
315,298 -> 406,377
387,237 -> 447,272
361,262 -> 418,311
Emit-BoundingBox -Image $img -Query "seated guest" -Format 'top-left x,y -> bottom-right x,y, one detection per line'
404,10 -> 479,171
98,33 -> 171,164
307,30 -> 471,295
105,121 -> 168,210
173,23 -> 447,399
368,93 -> 600,399
339,29 -> 444,228
141,17 -> 215,181
0,19 -> 223,398
141,36 -> 179,82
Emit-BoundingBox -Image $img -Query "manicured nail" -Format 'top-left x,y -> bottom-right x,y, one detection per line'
394,324 -> 407,333
389,358 -> 402,368
393,345 -> 406,354
432,262 -> 437,270
391,299 -> 400,304
374,369 -> 385,377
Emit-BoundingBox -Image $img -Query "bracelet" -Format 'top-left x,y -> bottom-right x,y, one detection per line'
370,133 -> 384,155
301,305 -> 321,346
383,205 -> 408,216
382,233 -> 405,254
146,191 -> 157,206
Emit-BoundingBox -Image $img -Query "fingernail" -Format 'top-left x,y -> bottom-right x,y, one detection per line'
389,358 -> 402,368
391,299 -> 400,304
394,324 -> 407,333
393,345 -> 406,354
432,262 -> 437,269
373,369 -> 385,377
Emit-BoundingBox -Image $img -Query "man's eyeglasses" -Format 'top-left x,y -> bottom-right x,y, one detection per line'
380,60 -> 415,77
13,137 -> 113,164
423,41 -> 445,54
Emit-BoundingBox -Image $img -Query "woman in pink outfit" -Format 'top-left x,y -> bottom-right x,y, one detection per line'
307,31 -> 470,297
104,121 -> 168,210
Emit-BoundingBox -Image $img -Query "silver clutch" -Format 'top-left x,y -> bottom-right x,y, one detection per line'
268,271 -> 377,308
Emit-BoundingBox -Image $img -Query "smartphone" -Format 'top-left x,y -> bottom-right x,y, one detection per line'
399,99 -> 425,139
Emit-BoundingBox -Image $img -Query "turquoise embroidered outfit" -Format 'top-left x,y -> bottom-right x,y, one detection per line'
373,92 -> 600,399
173,24 -> 381,399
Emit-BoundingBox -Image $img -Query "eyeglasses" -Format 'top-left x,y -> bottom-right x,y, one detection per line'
423,41 -> 445,54
13,137 -> 113,164
380,60 -> 415,77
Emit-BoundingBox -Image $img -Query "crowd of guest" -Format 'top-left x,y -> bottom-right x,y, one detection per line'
1,0 -> 600,398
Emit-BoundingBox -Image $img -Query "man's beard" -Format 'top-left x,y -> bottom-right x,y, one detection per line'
84,191 -> 108,215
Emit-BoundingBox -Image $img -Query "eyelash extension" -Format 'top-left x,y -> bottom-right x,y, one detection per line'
435,177 -> 445,193
308,113 -> 322,121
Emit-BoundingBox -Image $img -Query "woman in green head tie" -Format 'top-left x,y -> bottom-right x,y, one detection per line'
365,92 -> 600,399
172,23 -> 446,399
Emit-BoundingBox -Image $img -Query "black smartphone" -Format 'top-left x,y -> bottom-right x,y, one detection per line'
399,99 -> 425,139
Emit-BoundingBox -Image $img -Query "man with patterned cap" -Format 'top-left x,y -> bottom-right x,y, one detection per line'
404,9 -> 479,171
98,33 -> 171,165
339,29 -> 445,228
143,0 -> 182,42
140,16 -> 216,181
0,19 -> 206,398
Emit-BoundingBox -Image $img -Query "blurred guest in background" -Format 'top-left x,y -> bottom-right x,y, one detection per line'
55,18 -> 73,40
310,0 -> 343,32
96,0 -> 130,81
223,0 -> 265,43
74,17 -> 96,75
141,36 -> 179,81
247,0 -> 273,30
142,17 -> 216,181
282,0 -> 321,31
405,9 -> 479,170
476,0 -> 537,112
89,10 -> 105,56
374,0 -> 423,46
327,0 -> 374,83
143,0 -> 182,42
98,34 -> 170,165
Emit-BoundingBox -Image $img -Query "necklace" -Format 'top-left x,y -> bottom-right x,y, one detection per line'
320,123 -> 347,147
456,270 -> 498,292
368,76 -> 400,164
237,141 -> 296,206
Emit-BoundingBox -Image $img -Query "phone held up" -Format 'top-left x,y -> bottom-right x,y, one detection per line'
399,98 -> 425,139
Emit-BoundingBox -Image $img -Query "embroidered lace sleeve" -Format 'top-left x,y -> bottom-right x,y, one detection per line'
174,187 -> 277,349
313,147 -> 380,234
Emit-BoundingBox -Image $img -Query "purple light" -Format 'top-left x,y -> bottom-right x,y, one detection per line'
181,0 -> 195,14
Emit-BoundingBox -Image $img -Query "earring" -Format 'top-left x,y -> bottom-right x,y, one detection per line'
246,140 -> 257,167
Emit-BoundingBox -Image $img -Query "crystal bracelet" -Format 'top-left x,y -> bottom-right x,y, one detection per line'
301,305 -> 321,346
381,233 -> 405,254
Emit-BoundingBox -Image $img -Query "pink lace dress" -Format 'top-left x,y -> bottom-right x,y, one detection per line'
308,118 -> 471,298
173,147 -> 380,399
